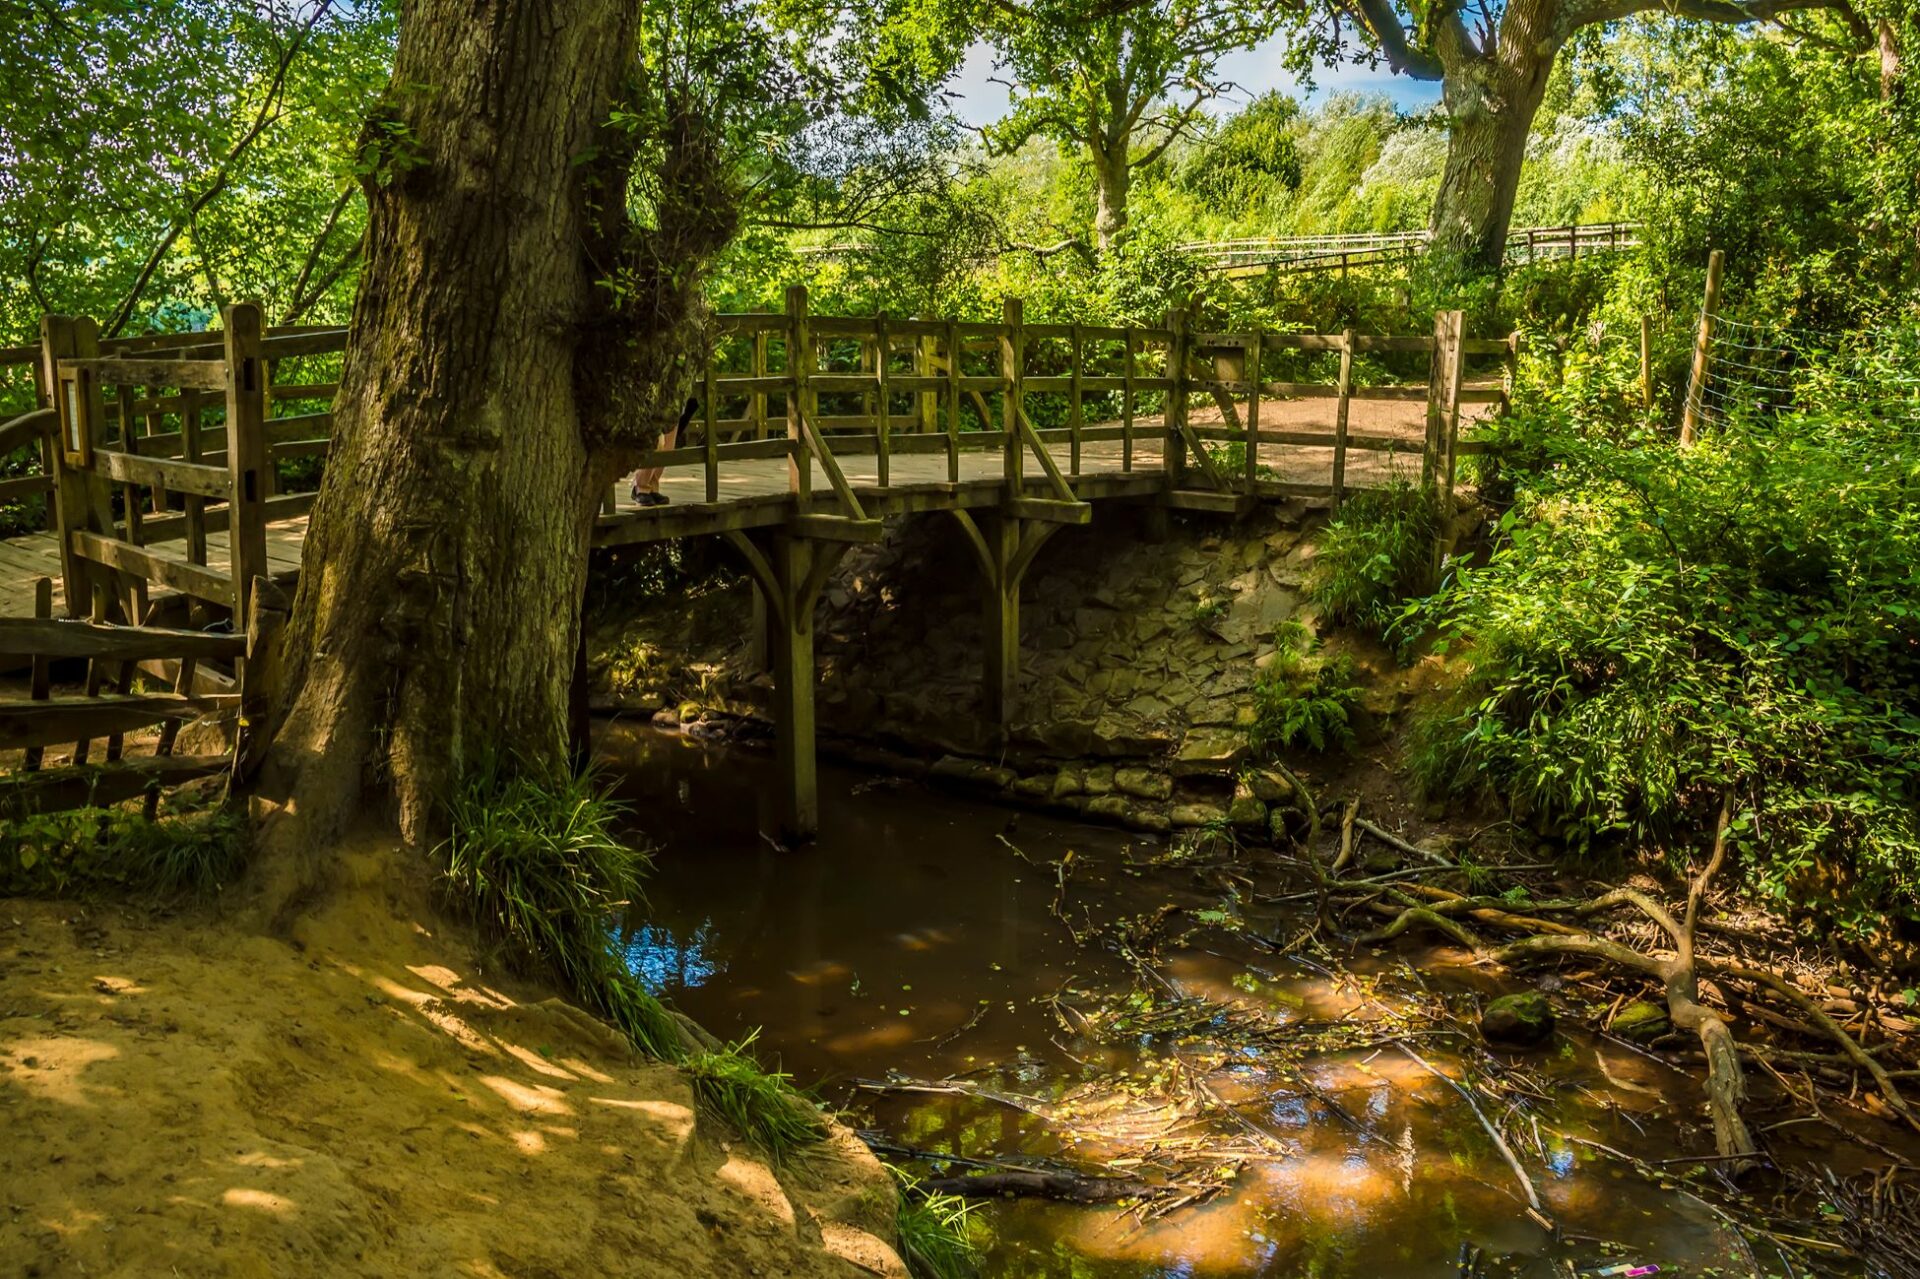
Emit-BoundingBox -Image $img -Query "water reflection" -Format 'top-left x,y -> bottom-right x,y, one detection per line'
621,920 -> 725,992
595,723 -> 1748,1278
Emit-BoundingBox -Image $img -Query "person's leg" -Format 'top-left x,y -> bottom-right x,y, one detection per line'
629,422 -> 678,503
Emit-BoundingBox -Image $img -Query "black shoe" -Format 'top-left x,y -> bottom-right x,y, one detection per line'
629,483 -> 642,503
640,492 -> 671,507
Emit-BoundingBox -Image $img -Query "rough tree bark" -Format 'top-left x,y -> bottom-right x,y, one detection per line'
1348,0 -> 1875,269
1091,143 -> 1132,250
1427,0 -> 1565,267
246,0 -> 642,898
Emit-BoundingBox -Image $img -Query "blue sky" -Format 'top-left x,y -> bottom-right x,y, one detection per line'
942,35 -> 1443,127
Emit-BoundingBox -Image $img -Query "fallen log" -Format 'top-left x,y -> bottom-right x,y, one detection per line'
918,1170 -> 1165,1203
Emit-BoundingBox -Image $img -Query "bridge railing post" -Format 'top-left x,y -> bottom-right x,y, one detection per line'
222,303 -> 269,619
1243,330 -> 1262,494
944,320 -> 961,484
1332,328 -> 1354,511
874,313 -> 891,488
786,284 -> 812,502
1001,297 -> 1024,497
1165,307 -> 1190,489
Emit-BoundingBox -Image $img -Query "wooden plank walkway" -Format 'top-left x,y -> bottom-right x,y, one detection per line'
0,395 -> 1461,617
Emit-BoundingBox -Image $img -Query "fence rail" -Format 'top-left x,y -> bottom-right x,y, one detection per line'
1183,221 -> 1641,275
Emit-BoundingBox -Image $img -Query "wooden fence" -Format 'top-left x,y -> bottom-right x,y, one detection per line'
0,574 -> 252,817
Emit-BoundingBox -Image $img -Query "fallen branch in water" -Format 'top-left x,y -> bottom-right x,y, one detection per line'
918,1169 -> 1166,1203
1395,1042 -> 1555,1234
1367,796 -> 1766,1168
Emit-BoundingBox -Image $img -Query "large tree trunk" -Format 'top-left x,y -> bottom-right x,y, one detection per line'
1091,144 -> 1131,250
248,0 -> 638,889
1428,0 -> 1565,269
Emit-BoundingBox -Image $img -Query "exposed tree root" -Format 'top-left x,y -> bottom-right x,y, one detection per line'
1361,797 -> 1794,1166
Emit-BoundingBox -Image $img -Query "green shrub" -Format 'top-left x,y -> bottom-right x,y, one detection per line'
1410,327 -> 1920,929
1307,481 -> 1442,638
892,1167 -> 983,1279
437,759 -> 827,1156
0,804 -> 247,897
1249,622 -> 1361,755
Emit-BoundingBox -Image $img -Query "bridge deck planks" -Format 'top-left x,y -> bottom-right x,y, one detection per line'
1,397 -> 1467,618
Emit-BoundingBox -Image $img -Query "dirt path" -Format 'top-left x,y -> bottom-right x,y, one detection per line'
0,843 -> 904,1279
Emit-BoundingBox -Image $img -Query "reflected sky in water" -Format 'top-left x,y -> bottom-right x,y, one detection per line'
620,920 -> 725,993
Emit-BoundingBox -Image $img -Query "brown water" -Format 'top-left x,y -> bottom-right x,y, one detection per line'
598,725 -> 1755,1278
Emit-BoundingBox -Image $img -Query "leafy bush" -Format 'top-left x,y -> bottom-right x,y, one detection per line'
1307,480 -> 1442,638
1410,328 -> 1920,929
437,759 -> 828,1157
0,804 -> 247,897
1249,622 -> 1361,755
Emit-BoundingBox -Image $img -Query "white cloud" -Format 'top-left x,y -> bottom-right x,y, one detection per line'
941,35 -> 1442,129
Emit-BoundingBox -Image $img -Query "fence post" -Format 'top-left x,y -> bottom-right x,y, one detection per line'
40,315 -> 92,617
917,330 -> 938,438
1422,309 -> 1464,490
222,303 -> 269,617
1001,297 -> 1024,497
1681,248 -> 1725,446
1332,328 -> 1354,512
1502,330 -> 1522,412
1243,331 -> 1262,494
874,313 -> 891,489
1068,321 -> 1084,478
785,284 -> 812,502
702,347 -> 719,503
1121,326 -> 1137,473
944,320 -> 961,485
752,329 -> 769,439
1166,307 -> 1190,490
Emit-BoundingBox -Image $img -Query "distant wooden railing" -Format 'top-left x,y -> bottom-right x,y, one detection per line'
623,289 -> 1516,515
1186,221 -> 1641,276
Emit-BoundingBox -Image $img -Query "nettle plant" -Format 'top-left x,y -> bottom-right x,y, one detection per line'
1409,327 -> 1920,930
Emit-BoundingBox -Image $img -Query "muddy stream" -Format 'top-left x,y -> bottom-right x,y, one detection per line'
599,725 -> 1756,1278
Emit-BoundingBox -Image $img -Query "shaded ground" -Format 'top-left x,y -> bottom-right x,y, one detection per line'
0,839 -> 904,1279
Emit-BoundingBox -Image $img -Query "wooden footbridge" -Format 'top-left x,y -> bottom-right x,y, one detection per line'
0,293 -> 1512,833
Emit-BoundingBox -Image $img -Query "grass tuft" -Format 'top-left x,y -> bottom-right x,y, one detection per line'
892,1167 -> 983,1279
682,1031 -> 828,1163
437,758 -> 826,1157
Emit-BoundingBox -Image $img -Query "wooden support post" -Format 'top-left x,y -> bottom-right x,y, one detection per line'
703,352 -> 719,503
950,510 -> 1061,740
1332,328 -> 1354,512
1681,249 -> 1725,446
1439,312 -> 1466,508
222,303 -> 269,616
786,285 -> 813,502
1122,326 -> 1137,472
981,515 -> 1019,734
1001,298 -> 1024,496
1166,308 -> 1190,489
1639,315 -> 1653,410
722,530 -> 845,838
1502,330 -> 1522,414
